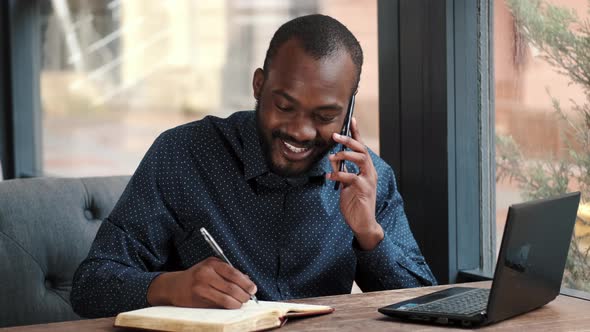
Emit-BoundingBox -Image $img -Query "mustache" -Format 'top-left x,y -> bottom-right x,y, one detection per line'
272,130 -> 327,149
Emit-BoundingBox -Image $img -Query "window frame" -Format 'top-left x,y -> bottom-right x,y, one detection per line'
0,0 -> 43,179
378,0 -> 494,284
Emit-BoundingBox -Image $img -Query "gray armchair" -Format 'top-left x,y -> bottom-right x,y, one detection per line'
0,176 -> 129,327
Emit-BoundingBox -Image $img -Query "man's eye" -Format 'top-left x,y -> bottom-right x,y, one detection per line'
276,104 -> 293,112
317,115 -> 337,123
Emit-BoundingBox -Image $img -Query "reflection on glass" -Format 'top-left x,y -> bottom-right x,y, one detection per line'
494,0 -> 590,292
40,0 -> 379,177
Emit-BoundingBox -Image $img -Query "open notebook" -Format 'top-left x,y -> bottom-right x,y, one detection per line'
114,300 -> 334,332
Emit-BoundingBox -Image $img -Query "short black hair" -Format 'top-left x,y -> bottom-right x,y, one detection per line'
263,14 -> 363,93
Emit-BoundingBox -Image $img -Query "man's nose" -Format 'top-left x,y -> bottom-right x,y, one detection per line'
285,114 -> 316,143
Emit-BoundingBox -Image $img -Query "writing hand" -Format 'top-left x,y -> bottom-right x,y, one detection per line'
147,257 -> 257,309
327,117 -> 384,251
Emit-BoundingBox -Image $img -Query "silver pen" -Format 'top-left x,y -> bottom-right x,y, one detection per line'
200,227 -> 259,304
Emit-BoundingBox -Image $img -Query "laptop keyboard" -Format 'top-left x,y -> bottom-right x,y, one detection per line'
408,288 -> 490,315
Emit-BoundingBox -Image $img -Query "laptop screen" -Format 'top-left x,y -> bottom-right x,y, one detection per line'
486,192 -> 580,323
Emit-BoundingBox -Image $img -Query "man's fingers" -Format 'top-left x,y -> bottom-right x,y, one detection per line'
209,276 -> 252,303
330,157 -> 339,173
329,150 -> 377,181
328,171 -> 361,187
198,285 -> 243,309
332,132 -> 367,154
329,151 -> 371,171
212,260 -> 258,296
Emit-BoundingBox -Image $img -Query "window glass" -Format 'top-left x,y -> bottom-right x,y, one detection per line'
494,0 -> 589,292
40,0 -> 379,177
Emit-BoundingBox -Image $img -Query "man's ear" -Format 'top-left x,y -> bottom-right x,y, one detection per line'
252,68 -> 265,100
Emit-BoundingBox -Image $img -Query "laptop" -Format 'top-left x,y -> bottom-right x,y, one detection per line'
378,192 -> 581,327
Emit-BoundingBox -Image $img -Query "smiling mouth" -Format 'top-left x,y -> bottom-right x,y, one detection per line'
282,140 -> 310,154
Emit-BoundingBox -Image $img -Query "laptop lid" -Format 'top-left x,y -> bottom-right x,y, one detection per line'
486,192 -> 580,324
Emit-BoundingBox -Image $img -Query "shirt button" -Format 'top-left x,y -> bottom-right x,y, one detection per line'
84,209 -> 94,220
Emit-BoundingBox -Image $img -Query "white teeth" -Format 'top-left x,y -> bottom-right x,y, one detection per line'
283,140 -> 309,153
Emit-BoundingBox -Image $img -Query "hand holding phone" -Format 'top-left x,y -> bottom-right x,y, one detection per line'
333,94 -> 356,190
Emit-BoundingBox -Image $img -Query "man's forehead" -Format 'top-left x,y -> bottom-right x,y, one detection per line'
270,38 -> 351,69
266,39 -> 356,93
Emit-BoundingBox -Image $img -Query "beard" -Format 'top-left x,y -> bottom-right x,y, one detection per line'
255,101 -> 333,178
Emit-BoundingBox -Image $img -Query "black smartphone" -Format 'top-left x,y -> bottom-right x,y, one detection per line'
334,94 -> 356,190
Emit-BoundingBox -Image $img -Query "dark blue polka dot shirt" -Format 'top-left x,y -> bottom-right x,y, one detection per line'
71,111 -> 436,318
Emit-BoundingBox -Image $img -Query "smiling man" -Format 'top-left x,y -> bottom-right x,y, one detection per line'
71,14 -> 436,318
254,35 -> 356,178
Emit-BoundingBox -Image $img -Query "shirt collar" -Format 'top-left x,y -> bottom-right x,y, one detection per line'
238,111 -> 269,181
238,111 -> 332,184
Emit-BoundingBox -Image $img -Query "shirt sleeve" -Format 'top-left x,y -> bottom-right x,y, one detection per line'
70,132 -> 185,318
353,166 -> 437,291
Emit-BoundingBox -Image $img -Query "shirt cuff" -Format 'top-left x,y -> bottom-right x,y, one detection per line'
353,231 -> 404,272
117,270 -> 164,311
353,232 -> 435,288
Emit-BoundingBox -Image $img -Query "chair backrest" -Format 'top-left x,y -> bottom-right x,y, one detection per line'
0,176 -> 129,327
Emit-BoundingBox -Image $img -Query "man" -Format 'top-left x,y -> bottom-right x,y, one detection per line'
71,14 -> 436,318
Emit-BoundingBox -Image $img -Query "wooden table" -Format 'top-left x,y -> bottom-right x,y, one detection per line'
3,282 -> 590,331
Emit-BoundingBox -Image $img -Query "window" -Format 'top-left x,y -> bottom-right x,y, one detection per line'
494,0 -> 590,293
39,0 -> 379,177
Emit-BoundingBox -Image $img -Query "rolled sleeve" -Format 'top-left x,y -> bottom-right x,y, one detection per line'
354,163 -> 437,291
70,218 -> 171,317
71,133 -> 183,318
353,232 -> 436,291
